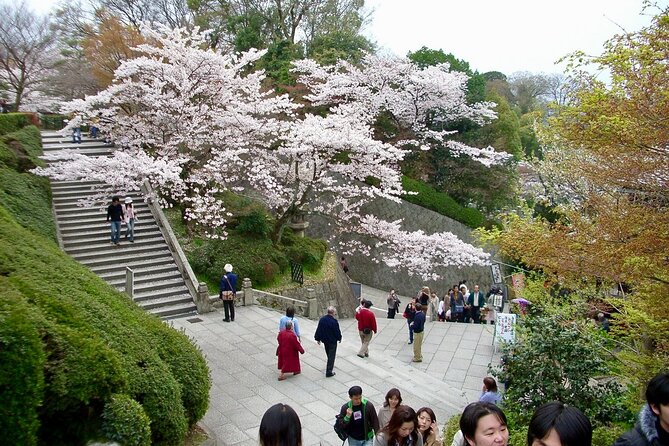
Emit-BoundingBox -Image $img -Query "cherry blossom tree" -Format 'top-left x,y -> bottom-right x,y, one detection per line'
36,25 -> 510,278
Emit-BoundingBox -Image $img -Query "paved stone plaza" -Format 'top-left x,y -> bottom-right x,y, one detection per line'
170,286 -> 501,445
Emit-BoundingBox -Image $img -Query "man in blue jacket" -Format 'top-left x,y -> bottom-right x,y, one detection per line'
314,306 -> 342,377
219,263 -> 238,322
411,303 -> 426,362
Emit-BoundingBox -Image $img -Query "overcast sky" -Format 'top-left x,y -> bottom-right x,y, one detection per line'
26,0 -> 658,75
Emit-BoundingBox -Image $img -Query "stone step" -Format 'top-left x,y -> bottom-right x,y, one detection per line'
73,248 -> 173,267
133,285 -> 191,302
57,211 -> 152,226
62,228 -> 162,245
64,235 -> 165,251
50,180 -> 105,189
68,240 -> 167,259
87,255 -> 176,275
141,300 -> 197,319
108,269 -> 184,288
59,224 -> 159,238
100,263 -> 181,282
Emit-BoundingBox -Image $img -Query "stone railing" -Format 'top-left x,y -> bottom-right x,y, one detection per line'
240,278 -> 319,320
141,181 -> 211,313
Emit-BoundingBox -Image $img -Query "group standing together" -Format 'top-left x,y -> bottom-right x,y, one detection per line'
106,196 -> 137,245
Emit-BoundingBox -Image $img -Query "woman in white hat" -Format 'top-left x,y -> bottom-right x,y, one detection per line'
124,197 -> 136,242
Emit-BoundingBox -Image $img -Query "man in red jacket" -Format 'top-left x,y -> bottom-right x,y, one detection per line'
355,299 -> 377,358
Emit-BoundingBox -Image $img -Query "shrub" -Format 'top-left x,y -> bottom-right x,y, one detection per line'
442,413 -> 461,446
102,395 -> 152,446
281,230 -> 327,272
0,125 -> 43,171
41,114 -> 67,130
0,289 -> 46,446
401,176 -> 486,228
0,112 -> 35,135
237,208 -> 270,237
592,424 -> 626,446
0,206 -> 210,445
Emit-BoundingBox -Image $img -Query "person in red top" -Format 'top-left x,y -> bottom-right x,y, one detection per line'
355,299 -> 377,359
276,320 -> 304,381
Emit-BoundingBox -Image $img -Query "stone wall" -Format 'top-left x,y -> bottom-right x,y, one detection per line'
307,196 -> 496,298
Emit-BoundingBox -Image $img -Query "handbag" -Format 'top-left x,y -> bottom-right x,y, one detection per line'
222,275 -> 236,301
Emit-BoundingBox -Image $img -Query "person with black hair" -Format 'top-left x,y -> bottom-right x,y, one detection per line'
337,385 -> 379,446
417,407 -> 441,446
614,371 -> 669,446
479,377 -> 502,406
355,299 -> 377,358
373,405 -> 423,446
106,196 -> 124,246
259,403 -> 302,446
459,402 -> 509,446
527,401 -> 592,446
279,305 -> 301,342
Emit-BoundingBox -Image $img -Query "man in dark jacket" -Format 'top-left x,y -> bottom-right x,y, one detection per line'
336,385 -> 379,445
314,306 -> 342,377
411,303 -> 426,362
106,196 -> 124,245
614,371 -> 669,446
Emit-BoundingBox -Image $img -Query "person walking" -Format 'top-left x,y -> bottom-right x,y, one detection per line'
279,305 -> 301,342
336,385 -> 379,446
276,320 -> 304,381
355,300 -> 377,358
314,306 -> 342,377
123,197 -> 136,243
219,263 -> 238,322
411,303 -> 426,363
403,298 -> 417,344
387,289 -> 401,319
468,285 -> 486,324
106,196 -> 124,246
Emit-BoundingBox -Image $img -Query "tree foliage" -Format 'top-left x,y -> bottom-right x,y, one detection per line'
35,25 -> 511,279
489,4 -> 669,388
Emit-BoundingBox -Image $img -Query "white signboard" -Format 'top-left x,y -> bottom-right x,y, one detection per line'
490,264 -> 503,284
495,313 -> 517,344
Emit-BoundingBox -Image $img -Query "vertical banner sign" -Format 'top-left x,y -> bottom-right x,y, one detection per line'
495,313 -> 517,344
511,273 -> 525,295
490,264 -> 503,284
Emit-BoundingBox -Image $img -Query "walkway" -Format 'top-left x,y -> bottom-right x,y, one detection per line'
170,285 -> 501,445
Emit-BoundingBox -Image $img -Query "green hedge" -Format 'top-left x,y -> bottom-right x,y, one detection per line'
0,205 -> 211,445
0,126 -> 55,242
0,112 -> 40,135
102,394 -> 152,446
401,176 -> 486,228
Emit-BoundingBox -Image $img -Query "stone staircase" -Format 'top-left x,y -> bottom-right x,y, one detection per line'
41,131 -> 197,319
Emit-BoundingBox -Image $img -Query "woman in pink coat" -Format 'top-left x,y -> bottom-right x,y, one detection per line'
277,320 -> 304,381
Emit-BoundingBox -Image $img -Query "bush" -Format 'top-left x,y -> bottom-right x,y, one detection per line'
41,114 -> 67,130
442,413 -> 461,446
401,176 -> 486,228
592,424 -> 626,446
0,112 -> 34,135
237,208 -> 270,237
0,205 -> 211,445
281,230 -> 327,272
0,290 -> 46,446
0,127 -> 55,242
101,395 -> 152,446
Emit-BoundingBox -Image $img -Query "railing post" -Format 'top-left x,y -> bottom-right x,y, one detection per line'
125,267 -> 134,298
195,282 -> 212,313
243,278 -> 254,306
307,287 -> 318,319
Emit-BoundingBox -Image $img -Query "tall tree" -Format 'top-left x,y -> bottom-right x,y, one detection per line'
488,4 -> 669,383
35,25 -> 510,279
0,1 -> 59,110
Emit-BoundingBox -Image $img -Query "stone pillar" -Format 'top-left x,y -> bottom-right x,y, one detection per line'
242,278 -> 254,306
195,282 -> 212,313
125,267 -> 134,298
307,287 -> 318,319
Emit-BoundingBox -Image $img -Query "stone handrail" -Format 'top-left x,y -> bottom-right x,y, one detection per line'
141,181 -> 211,313
242,278 -> 318,320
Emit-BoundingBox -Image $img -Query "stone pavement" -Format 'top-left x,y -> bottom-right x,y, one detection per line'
169,285 -> 501,446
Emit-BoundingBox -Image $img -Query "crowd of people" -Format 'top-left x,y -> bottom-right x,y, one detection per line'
258,371 -> 669,445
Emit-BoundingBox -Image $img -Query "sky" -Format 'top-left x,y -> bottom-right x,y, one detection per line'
25,0 -> 659,75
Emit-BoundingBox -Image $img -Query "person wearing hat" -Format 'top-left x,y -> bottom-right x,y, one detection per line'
123,197 -> 136,243
219,264 -> 238,322
355,299 -> 377,358
106,196 -> 124,245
